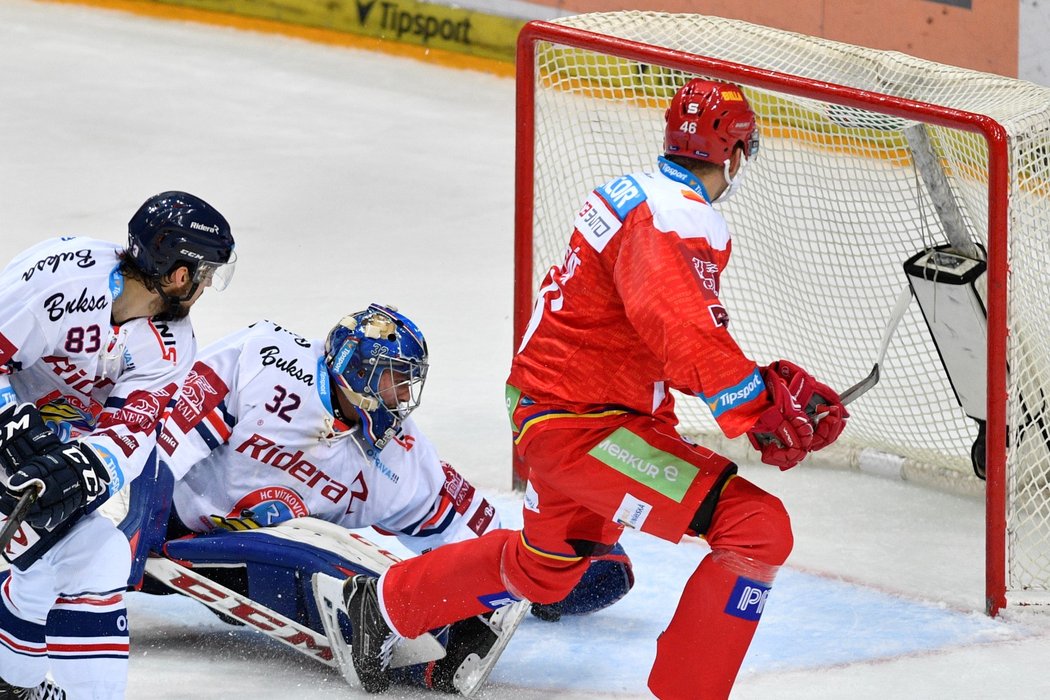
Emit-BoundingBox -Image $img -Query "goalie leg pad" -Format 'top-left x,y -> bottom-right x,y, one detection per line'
160,522 -> 392,631
114,451 -> 175,589
530,542 -> 634,621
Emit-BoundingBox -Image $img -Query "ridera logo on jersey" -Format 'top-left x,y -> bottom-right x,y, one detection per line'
236,433 -> 351,503
1,512 -> 41,564
724,576 -> 771,621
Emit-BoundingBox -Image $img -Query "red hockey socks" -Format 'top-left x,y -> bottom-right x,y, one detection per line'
647,551 -> 775,699
380,529 -> 519,638
648,477 -> 792,699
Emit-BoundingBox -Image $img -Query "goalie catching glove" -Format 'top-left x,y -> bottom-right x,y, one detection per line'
746,360 -> 849,470
1,441 -> 111,530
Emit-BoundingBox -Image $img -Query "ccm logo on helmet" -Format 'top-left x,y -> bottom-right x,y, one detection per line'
190,221 -> 220,234
180,250 -> 205,259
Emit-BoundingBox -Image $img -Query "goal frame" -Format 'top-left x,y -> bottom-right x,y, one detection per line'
513,20 -> 1010,616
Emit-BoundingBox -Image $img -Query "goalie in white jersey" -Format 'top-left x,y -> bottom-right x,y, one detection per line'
163,306 -> 498,552
0,191 -> 236,700
146,304 -> 632,694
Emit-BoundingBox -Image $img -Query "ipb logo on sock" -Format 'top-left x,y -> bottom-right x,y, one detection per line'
479,591 -> 521,610
724,576 -> 770,621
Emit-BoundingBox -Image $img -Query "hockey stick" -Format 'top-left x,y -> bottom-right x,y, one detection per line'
0,487 -> 38,553
834,284 -> 913,408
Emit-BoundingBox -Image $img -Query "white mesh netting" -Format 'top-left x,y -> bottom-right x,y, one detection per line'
522,12 -> 1050,599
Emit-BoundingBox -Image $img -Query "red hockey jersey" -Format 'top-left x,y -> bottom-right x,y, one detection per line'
509,158 -> 771,439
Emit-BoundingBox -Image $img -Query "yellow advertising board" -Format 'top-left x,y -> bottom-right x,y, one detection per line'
150,0 -> 523,63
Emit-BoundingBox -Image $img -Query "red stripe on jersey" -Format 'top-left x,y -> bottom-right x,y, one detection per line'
55,593 -> 124,607
47,641 -> 130,654
204,409 -> 232,441
419,496 -> 454,530
0,629 -> 46,655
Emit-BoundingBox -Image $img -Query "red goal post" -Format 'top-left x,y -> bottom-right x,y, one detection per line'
511,13 -> 1050,616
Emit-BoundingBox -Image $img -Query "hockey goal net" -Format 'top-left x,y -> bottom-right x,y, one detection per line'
514,12 -> 1050,615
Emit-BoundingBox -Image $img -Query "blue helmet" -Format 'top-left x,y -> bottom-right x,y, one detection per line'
127,191 -> 236,291
324,304 -> 428,448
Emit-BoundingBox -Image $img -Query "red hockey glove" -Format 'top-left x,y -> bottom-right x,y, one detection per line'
746,366 -> 814,470
765,360 -> 849,452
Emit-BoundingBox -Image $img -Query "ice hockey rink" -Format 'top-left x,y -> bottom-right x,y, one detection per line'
4,0 -> 1050,697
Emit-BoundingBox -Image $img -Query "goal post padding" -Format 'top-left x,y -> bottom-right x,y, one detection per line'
514,12 -> 1050,615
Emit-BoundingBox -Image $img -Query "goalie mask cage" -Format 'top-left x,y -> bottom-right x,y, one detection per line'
513,13 -> 1050,617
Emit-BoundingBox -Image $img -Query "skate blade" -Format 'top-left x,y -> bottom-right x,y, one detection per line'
453,599 -> 530,698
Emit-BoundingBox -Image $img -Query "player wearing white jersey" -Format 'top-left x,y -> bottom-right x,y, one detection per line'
140,305 -> 631,695
0,192 -> 236,700
162,313 -> 498,552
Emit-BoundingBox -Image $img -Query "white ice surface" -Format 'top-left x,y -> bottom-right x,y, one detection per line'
3,2 -> 1050,698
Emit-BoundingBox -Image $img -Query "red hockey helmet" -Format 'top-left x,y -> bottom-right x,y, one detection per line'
664,79 -> 759,165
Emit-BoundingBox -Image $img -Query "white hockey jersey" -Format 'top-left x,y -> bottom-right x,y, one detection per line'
160,320 -> 498,555
0,237 -> 195,493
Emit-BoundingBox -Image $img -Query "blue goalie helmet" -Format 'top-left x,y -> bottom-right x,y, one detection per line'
324,304 -> 429,448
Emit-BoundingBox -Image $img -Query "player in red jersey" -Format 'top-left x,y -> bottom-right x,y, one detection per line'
337,79 -> 850,698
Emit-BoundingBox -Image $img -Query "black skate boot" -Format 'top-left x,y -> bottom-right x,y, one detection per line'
342,575 -> 399,693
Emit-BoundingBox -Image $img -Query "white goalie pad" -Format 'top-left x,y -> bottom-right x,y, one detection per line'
246,516 -> 406,573
311,572 -> 445,685
145,518 -> 444,688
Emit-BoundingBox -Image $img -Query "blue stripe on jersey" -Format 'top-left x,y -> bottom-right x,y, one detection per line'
48,607 -> 128,639
403,504 -> 456,538
217,400 -> 237,430
596,174 -> 647,220
0,584 -> 45,656
417,508 -> 457,538
193,419 -> 222,451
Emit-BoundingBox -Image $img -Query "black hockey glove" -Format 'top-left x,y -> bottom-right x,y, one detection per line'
2,442 -> 111,530
0,402 -> 62,474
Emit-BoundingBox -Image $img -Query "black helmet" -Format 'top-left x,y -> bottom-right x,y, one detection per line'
127,191 -> 236,290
